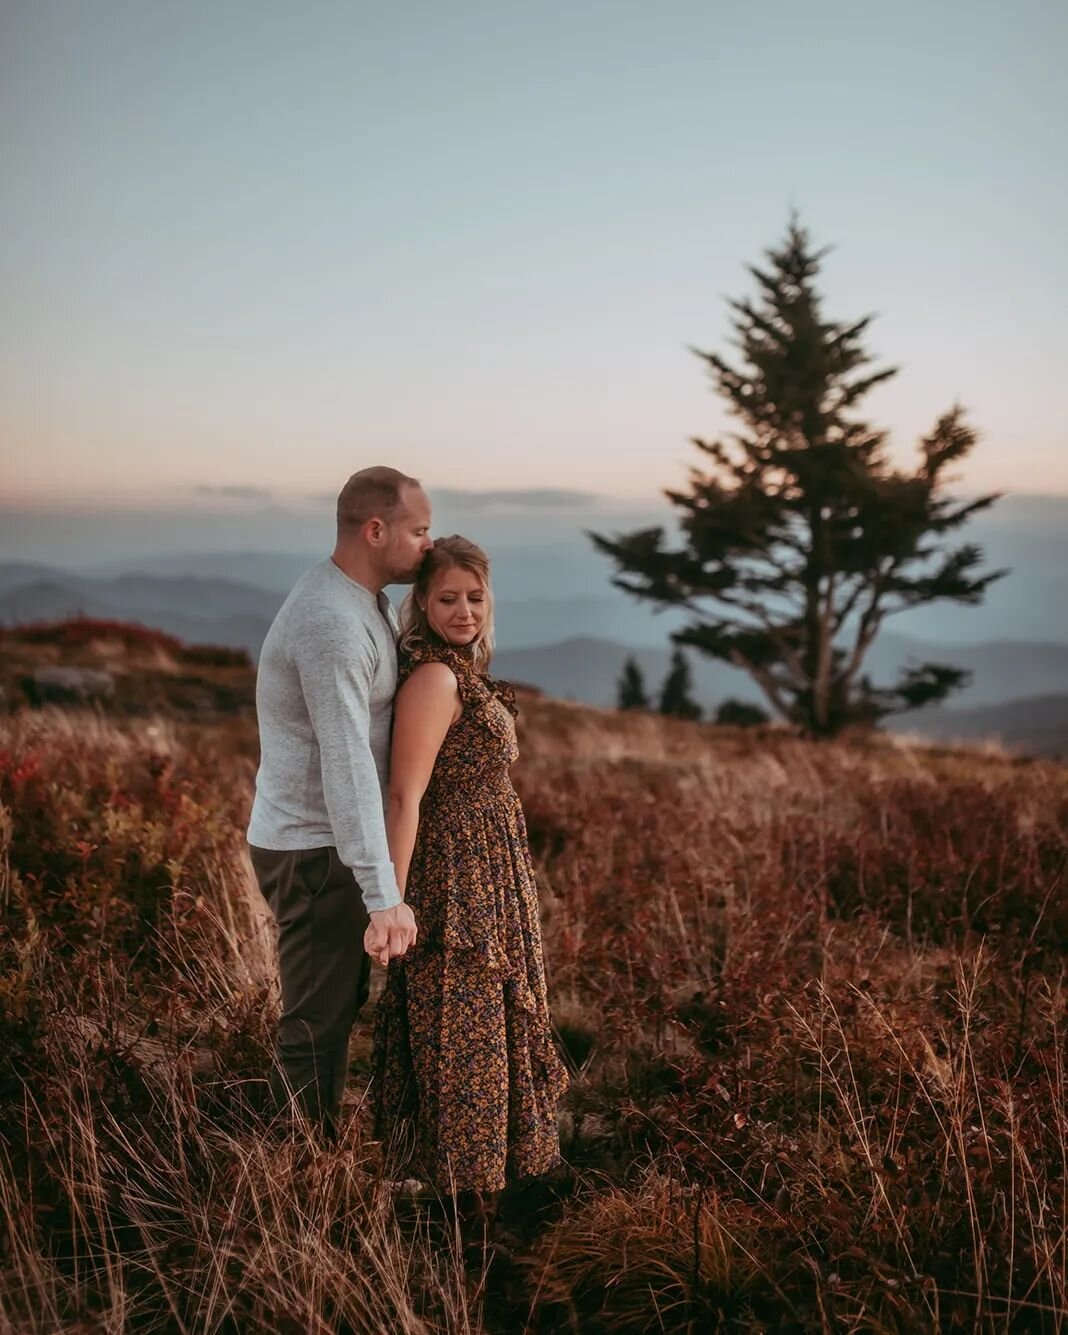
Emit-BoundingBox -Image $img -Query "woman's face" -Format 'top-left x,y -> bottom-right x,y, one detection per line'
422,565 -> 489,646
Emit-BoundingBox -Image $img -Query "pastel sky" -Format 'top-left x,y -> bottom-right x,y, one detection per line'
2,0 -> 1065,507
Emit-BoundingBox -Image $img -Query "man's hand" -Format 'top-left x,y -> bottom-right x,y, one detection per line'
364,901 -> 417,967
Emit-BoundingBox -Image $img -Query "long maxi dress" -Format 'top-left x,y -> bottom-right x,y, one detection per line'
370,640 -> 570,1193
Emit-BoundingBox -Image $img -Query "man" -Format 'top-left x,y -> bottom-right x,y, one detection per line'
247,465 -> 432,1142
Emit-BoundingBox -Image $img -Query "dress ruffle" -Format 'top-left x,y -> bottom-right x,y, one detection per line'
401,640 -> 519,746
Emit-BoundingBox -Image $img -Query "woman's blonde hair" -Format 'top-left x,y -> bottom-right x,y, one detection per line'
398,534 -> 495,672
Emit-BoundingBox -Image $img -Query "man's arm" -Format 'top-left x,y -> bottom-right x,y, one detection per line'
291,616 -> 402,915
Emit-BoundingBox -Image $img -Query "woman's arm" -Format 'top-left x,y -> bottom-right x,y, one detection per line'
387,662 -> 461,895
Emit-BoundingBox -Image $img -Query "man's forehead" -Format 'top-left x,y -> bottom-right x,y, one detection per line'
398,485 -> 431,521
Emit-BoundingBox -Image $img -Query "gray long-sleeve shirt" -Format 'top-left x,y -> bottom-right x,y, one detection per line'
246,557 -> 403,914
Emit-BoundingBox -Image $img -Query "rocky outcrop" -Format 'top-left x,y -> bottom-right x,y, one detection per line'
24,666 -> 116,705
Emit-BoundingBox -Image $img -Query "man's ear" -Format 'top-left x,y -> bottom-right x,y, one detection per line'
365,518 -> 385,545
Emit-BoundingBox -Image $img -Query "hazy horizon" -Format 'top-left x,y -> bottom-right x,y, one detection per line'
3,485 -> 1064,557
2,488 -> 1065,647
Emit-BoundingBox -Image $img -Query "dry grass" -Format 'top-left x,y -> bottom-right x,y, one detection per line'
1,686 -> 1066,1331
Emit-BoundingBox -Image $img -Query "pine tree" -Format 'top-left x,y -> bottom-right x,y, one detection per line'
714,698 -> 769,727
616,655 -> 649,710
658,649 -> 702,720
590,215 -> 1006,737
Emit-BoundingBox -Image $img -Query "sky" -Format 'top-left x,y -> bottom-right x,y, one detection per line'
2,0 -> 1065,510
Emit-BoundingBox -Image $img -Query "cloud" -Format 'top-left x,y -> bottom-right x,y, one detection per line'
306,485 -> 598,512
192,485 -> 275,502
432,488 -> 597,511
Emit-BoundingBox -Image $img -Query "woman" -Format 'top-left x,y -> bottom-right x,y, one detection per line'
370,535 -> 569,1248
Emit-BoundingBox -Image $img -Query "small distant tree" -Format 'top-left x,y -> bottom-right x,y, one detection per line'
590,215 -> 1007,737
715,698 -> 769,727
658,649 -> 702,720
617,656 -> 649,710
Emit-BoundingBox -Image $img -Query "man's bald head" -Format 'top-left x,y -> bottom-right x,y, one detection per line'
336,466 -> 422,536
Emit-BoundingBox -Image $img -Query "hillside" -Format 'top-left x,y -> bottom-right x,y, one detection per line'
3,615 -> 1067,763
4,558 -> 1068,713
494,637 -> 1068,759
1,618 -> 1066,1329
0,618 -> 257,717
893,692 -> 1068,758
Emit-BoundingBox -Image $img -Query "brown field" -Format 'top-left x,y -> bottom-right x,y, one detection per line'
1,634 -> 1066,1332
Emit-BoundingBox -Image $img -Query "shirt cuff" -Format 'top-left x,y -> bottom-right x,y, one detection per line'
354,860 -> 404,914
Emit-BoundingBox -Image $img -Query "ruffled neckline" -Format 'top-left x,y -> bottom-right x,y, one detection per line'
401,639 -> 518,718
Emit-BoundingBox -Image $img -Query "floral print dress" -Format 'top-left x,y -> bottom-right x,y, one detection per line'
370,640 -> 570,1193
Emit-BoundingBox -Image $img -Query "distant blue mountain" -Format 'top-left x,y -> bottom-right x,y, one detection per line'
2,559 -> 1067,712
1,491 -> 1064,642
492,635 -> 1068,715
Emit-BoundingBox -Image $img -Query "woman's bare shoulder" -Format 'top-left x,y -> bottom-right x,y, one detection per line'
397,660 -> 460,705
401,659 -> 458,685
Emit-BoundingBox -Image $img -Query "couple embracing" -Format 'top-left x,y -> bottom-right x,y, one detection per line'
246,466 -> 569,1244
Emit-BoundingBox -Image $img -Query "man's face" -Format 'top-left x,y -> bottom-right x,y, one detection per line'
382,486 -> 433,583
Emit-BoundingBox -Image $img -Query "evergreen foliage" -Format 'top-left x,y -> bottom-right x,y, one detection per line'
617,655 -> 649,710
590,216 -> 1006,736
658,649 -> 702,720
715,698 -> 770,727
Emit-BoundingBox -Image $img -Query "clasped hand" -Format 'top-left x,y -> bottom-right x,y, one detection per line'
365,901 -> 418,967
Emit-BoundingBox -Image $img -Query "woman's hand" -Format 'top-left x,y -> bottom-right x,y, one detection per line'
365,901 -> 418,967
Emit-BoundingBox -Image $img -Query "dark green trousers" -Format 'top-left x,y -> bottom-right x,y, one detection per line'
248,843 -> 372,1140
